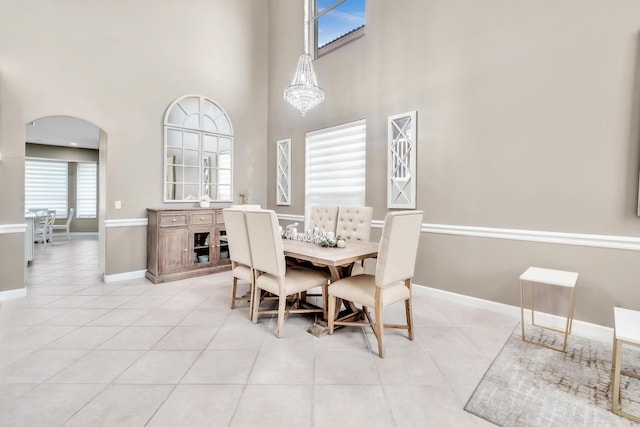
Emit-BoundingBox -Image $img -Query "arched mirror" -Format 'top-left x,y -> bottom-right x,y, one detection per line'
164,94 -> 233,202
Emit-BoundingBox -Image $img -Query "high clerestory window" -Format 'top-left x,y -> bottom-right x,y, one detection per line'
310,0 -> 366,58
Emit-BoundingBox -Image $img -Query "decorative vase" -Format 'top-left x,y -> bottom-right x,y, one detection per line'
199,201 -> 210,208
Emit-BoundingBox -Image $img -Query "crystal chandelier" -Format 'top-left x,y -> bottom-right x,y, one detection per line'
284,0 -> 324,116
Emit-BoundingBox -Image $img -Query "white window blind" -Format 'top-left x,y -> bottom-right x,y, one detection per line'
305,119 -> 366,222
25,159 -> 68,218
77,162 -> 97,218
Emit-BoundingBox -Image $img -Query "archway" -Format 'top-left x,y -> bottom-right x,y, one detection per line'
24,115 -> 106,282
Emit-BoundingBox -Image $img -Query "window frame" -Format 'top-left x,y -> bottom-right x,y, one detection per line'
163,94 -> 234,203
309,0 -> 366,58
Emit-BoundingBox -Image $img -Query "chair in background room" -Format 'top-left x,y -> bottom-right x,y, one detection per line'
245,209 -> 330,337
49,207 -> 74,241
222,206 -> 260,312
328,210 -> 424,358
305,206 -> 339,234
34,210 -> 56,247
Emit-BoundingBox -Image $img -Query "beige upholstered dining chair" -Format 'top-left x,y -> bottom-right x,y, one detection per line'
222,208 -> 257,312
328,210 -> 424,358
336,206 -> 373,241
306,206 -> 339,234
245,209 -> 330,337
336,206 -> 374,275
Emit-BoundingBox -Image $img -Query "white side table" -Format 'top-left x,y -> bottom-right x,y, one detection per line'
612,306 -> 640,422
519,267 -> 578,352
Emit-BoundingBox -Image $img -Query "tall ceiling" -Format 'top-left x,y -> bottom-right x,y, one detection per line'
25,116 -> 100,150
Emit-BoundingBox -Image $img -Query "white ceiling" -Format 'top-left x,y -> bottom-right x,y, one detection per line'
25,115 -> 100,150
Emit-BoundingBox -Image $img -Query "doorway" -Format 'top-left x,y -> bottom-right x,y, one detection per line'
24,115 -> 105,284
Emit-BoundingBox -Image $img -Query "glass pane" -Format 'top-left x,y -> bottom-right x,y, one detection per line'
167,147 -> 183,164
218,153 -> 231,169
184,114 -> 199,129
217,170 -> 231,185
184,131 -> 199,150
202,115 -> 215,132
218,138 -> 232,153
214,115 -> 231,134
203,101 -> 223,122
184,166 -> 200,184
317,0 -> 365,49
183,184 -> 199,200
167,129 -> 183,148
180,97 -> 200,116
174,165 -> 184,182
167,107 -> 187,126
217,185 -> 231,201
184,150 -> 199,167
203,134 -> 217,154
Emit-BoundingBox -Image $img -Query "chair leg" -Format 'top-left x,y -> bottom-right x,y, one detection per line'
328,294 -> 336,334
405,279 -> 414,340
276,294 -> 287,338
405,299 -> 414,341
230,276 -> 238,309
375,289 -> 385,358
251,289 -> 261,324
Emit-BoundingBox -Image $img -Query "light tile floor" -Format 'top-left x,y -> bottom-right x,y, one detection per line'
0,237 -> 519,426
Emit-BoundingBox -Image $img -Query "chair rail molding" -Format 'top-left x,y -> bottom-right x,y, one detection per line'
104,218 -> 148,228
276,214 -> 640,252
0,223 -> 27,234
419,223 -> 640,251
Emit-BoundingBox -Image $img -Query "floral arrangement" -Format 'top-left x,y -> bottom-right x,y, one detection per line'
316,236 -> 338,248
198,195 -> 211,207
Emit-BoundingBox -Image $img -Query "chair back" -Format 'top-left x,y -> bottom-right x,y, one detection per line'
44,210 -> 56,227
375,211 -> 424,288
306,206 -> 339,233
65,208 -> 75,226
245,210 -> 286,278
222,208 -> 252,267
336,206 -> 373,241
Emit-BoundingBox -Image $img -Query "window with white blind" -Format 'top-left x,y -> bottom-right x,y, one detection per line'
25,159 -> 68,218
305,119 -> 366,222
76,162 -> 97,218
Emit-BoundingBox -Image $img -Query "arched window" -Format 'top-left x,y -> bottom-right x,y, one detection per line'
164,95 -> 233,202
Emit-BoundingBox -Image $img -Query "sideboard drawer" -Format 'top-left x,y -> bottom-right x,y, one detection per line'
190,212 -> 214,225
159,213 -> 188,227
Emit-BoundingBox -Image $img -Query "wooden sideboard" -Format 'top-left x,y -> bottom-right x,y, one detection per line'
146,208 -> 231,284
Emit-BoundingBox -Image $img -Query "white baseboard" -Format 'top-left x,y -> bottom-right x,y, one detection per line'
103,269 -> 147,284
0,287 -> 27,302
413,284 -> 613,342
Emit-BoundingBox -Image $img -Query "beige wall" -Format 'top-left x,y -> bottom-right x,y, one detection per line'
267,0 -> 640,326
0,0 -> 269,288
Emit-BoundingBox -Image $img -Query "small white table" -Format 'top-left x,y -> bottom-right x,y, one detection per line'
612,306 -> 640,422
519,267 -> 578,352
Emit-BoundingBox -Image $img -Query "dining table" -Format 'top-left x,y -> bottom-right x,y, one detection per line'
281,238 -> 379,333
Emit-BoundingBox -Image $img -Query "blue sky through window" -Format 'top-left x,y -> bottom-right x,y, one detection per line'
316,0 -> 365,48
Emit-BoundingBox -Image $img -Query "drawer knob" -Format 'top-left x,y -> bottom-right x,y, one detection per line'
172,218 -> 176,222
183,248 -> 188,252
201,217 -> 205,221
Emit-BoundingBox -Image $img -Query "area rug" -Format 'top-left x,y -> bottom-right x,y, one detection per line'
464,325 -> 640,426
